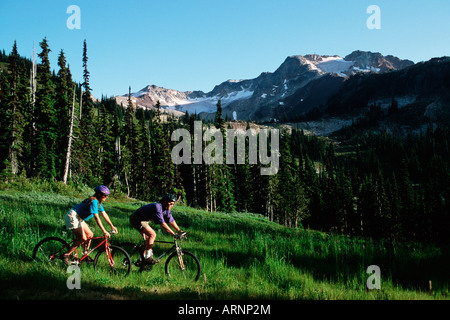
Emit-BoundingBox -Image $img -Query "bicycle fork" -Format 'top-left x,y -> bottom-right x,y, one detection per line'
105,246 -> 116,267
176,246 -> 186,271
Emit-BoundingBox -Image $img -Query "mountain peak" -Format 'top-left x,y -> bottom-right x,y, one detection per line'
344,50 -> 414,72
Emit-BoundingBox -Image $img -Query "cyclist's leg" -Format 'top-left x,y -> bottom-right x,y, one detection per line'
140,222 -> 156,259
62,227 -> 83,263
64,210 -> 85,257
81,221 -> 93,255
129,215 -> 157,262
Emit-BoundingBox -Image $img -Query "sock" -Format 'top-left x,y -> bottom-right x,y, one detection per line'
144,249 -> 153,259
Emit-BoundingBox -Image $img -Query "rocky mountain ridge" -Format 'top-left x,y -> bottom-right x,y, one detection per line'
115,50 -> 414,121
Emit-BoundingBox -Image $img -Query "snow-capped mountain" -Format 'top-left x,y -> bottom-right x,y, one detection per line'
115,50 -> 414,121
116,82 -> 256,115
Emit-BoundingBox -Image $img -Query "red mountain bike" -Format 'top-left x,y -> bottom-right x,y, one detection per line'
32,231 -> 131,276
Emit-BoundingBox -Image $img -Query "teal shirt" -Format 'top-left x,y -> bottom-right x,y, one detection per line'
72,199 -> 105,221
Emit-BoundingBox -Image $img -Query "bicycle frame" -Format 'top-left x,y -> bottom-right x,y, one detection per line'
68,235 -> 114,266
152,239 -> 179,262
33,232 -> 132,276
134,233 -> 187,265
120,231 -> 200,281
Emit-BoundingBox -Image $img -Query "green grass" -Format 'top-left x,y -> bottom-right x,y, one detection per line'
0,184 -> 449,300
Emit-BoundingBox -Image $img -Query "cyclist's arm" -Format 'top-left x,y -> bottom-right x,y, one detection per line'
169,220 -> 182,234
160,221 -> 181,236
93,213 -> 111,236
100,211 -> 118,233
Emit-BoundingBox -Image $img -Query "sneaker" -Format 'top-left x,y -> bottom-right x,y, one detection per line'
61,254 -> 70,265
83,256 -> 95,263
144,257 -> 159,265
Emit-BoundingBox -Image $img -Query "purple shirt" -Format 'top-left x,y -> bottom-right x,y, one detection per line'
132,202 -> 174,225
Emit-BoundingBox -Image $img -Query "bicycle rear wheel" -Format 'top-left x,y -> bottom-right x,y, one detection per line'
32,237 -> 70,267
93,245 -> 131,276
118,242 -> 144,269
165,250 -> 201,282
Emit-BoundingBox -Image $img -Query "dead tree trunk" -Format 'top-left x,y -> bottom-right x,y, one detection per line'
63,85 -> 76,184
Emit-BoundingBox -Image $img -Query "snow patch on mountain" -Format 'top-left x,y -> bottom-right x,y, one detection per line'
167,87 -> 254,114
315,56 -> 355,76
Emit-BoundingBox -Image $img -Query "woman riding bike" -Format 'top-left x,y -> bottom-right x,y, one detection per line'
62,185 -> 118,264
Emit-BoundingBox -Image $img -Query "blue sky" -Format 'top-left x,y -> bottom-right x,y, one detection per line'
1,0 -> 449,98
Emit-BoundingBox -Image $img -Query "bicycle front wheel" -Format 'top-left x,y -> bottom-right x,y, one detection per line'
32,237 -> 70,267
165,250 -> 201,282
93,245 -> 131,276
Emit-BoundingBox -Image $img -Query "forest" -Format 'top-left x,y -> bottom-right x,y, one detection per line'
0,39 -> 449,247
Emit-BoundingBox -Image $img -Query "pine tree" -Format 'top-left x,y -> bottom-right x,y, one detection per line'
211,99 -> 236,213
275,130 -> 308,227
94,102 -> 116,185
151,101 -> 175,198
81,39 -> 93,116
34,37 -> 57,179
1,41 -> 28,178
234,124 -> 252,212
137,107 -> 154,200
73,39 -> 97,185
55,49 -> 73,179
398,158 -> 416,240
121,87 -> 144,196
111,104 -> 123,191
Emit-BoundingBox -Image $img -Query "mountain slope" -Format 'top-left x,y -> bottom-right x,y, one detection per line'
325,57 -> 450,122
1,188 -> 447,300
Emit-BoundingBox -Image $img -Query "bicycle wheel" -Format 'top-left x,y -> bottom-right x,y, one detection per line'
165,250 -> 201,282
32,237 -> 70,266
93,245 -> 131,276
118,242 -> 144,269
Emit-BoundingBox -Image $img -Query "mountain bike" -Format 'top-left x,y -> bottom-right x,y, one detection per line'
32,231 -> 131,276
119,231 -> 201,282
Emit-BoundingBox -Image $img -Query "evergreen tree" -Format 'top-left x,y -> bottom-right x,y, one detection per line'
95,102 -> 116,185
121,87 -> 145,196
54,49 -> 73,179
151,101 -> 175,198
0,41 -> 28,178
73,39 -> 97,185
81,39 -> 93,116
398,158 -> 416,240
34,37 -> 57,179
211,99 -> 236,213
275,130 -> 308,227
137,107 -> 154,200
234,123 -> 253,212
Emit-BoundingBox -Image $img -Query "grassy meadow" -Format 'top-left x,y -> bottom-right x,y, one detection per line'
0,181 -> 449,300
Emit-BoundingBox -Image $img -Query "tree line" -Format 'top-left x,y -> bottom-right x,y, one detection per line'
0,39 -> 448,245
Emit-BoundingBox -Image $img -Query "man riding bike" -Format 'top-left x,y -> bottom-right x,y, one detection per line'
129,193 -> 183,265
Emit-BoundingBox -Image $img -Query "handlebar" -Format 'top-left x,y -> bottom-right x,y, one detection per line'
175,231 -> 189,240
101,230 -> 117,238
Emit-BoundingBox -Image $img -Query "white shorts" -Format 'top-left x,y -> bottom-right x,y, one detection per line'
64,209 -> 86,230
